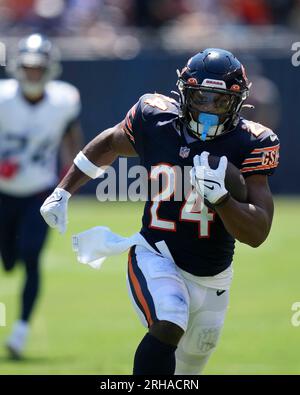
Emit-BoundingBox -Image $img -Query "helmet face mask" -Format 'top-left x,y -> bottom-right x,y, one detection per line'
177,48 -> 250,141
187,88 -> 238,117
8,34 -> 61,99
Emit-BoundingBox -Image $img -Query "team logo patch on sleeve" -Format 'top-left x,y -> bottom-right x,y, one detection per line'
261,148 -> 280,167
241,144 -> 280,174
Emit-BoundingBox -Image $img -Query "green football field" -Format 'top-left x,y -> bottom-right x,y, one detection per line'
0,197 -> 299,375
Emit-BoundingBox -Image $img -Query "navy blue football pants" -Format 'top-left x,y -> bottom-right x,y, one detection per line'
0,190 -> 50,322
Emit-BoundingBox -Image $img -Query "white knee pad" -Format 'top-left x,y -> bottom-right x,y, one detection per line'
175,323 -> 223,375
180,322 -> 222,357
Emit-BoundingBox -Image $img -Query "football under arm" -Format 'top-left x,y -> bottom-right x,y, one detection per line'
58,122 -> 137,195
215,174 -> 274,248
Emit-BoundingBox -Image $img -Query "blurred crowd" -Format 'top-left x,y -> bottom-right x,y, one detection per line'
0,0 -> 299,37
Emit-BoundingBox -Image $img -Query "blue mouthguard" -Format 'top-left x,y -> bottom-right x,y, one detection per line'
198,113 -> 219,141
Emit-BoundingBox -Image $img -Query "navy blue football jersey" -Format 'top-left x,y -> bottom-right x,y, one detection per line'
122,93 -> 280,276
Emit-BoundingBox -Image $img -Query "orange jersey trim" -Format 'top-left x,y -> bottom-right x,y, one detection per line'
128,251 -> 153,326
242,157 -> 262,165
241,163 -> 278,173
123,124 -> 135,142
251,144 -> 280,154
125,114 -> 133,132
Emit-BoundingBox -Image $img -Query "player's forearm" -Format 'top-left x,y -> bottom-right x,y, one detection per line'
57,164 -> 91,194
215,196 -> 271,247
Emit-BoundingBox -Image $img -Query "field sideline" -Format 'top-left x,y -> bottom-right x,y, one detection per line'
0,197 -> 299,374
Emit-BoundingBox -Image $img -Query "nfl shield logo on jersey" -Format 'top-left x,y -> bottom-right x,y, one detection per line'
179,146 -> 190,159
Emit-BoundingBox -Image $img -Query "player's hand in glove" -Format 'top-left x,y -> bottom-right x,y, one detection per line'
40,188 -> 71,234
190,151 -> 230,206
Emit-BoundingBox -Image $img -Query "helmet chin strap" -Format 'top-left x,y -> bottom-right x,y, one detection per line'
188,112 -> 224,141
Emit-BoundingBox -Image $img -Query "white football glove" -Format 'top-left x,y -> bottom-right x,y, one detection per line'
40,188 -> 71,234
190,151 -> 229,205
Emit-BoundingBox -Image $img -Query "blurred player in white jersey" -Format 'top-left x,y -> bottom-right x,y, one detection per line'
0,34 -> 82,358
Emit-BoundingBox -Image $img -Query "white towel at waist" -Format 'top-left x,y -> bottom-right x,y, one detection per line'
72,226 -> 157,269
71,226 -> 233,291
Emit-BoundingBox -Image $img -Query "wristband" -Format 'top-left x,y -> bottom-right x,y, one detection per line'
73,151 -> 104,179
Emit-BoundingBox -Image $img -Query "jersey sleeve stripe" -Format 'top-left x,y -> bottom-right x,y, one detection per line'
251,144 -> 280,154
242,157 -> 262,165
123,124 -> 135,142
130,105 -> 136,119
125,114 -> 133,132
241,163 -> 278,173
125,105 -> 138,131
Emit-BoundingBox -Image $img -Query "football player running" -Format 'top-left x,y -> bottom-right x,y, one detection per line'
40,49 -> 280,374
0,34 -> 82,358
